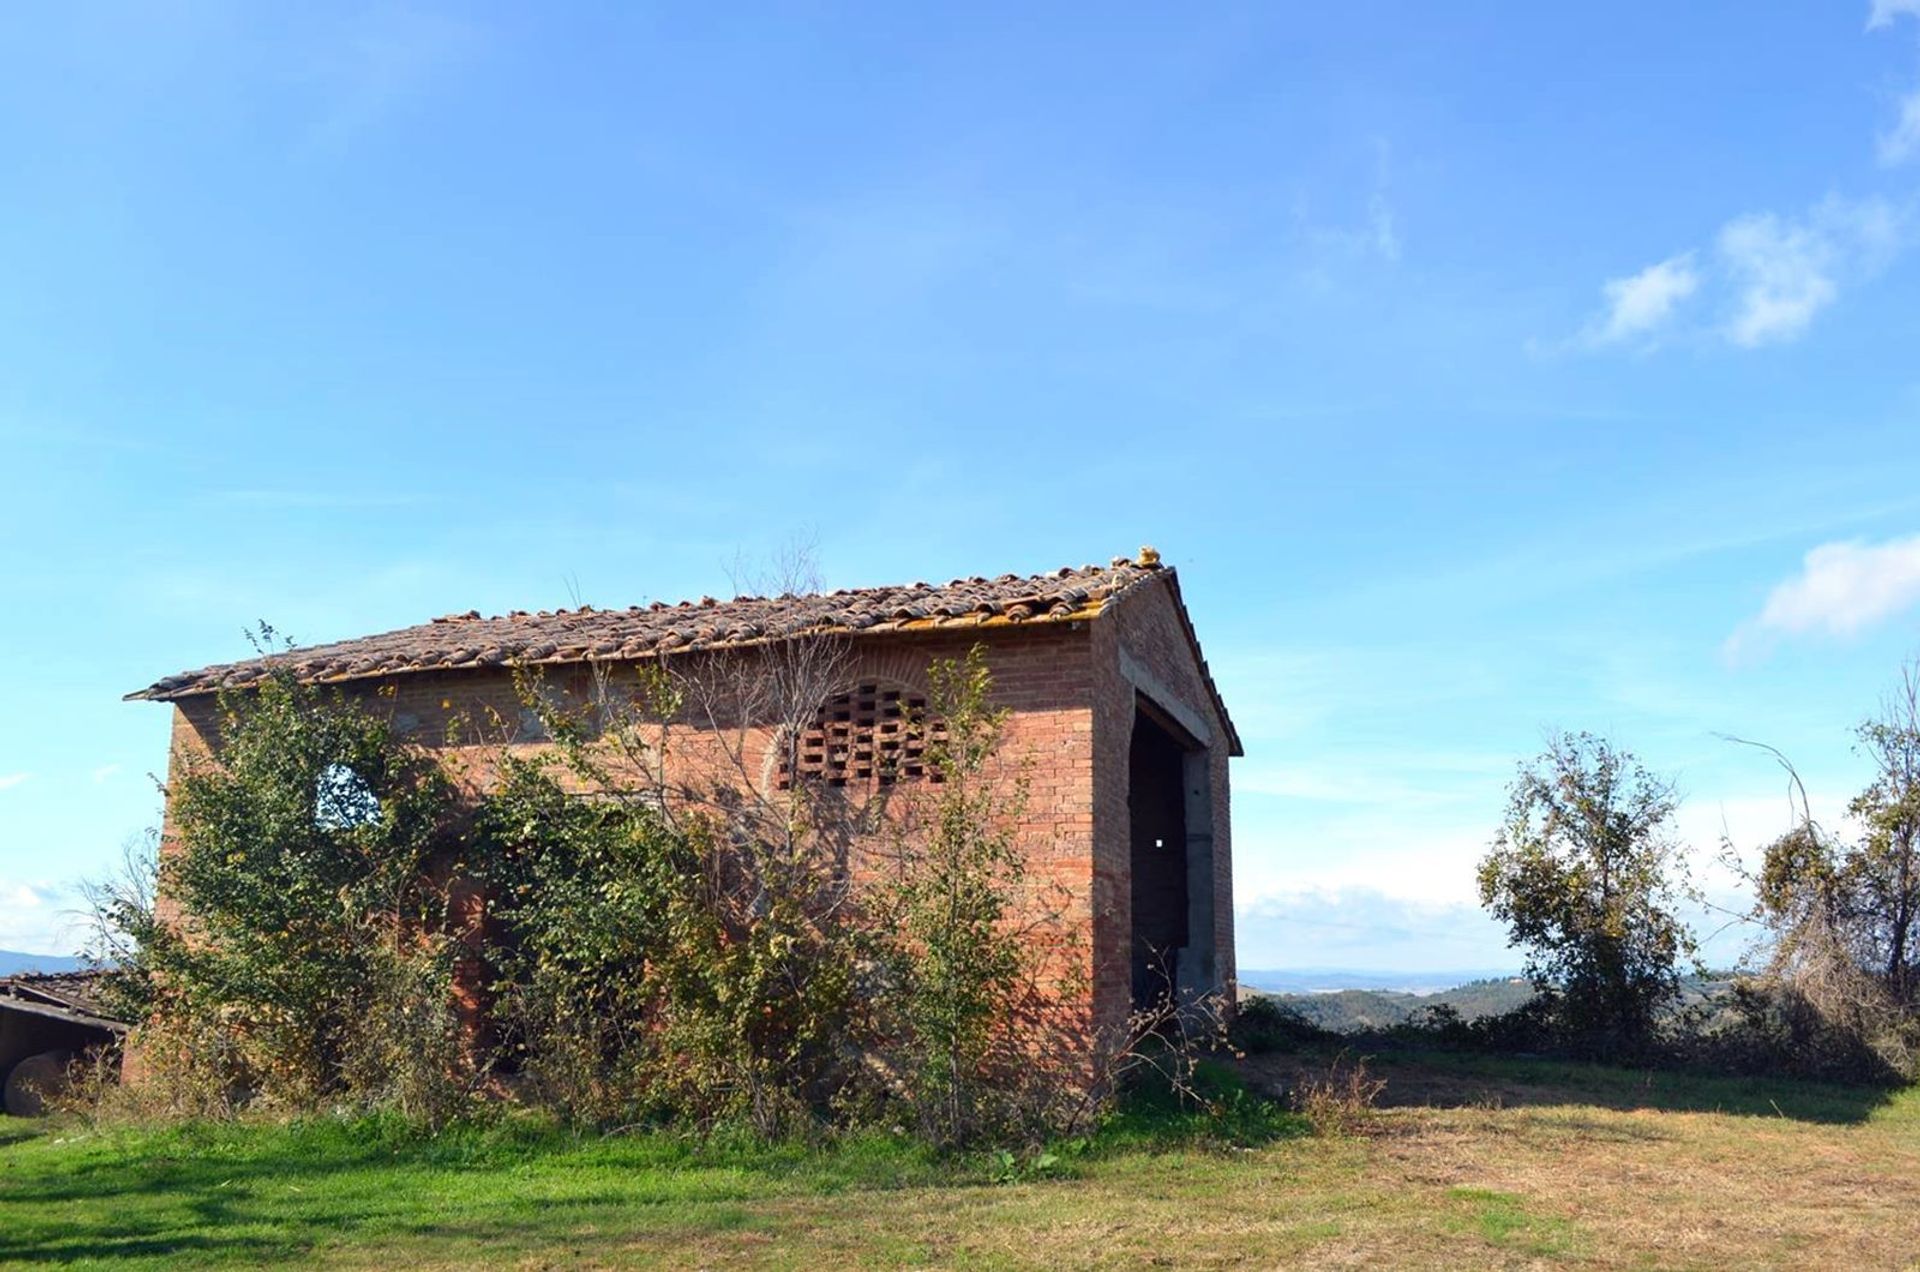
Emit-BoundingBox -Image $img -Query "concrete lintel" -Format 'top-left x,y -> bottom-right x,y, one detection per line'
1117,645 -> 1211,748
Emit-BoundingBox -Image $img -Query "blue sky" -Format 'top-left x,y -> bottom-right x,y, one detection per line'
4,2 -> 1920,974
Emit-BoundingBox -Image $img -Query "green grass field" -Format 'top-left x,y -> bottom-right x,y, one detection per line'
3,1054 -> 1917,1269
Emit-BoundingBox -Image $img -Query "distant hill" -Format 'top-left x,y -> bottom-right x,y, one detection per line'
1238,968 -> 1520,996
1255,977 -> 1537,1031
0,950 -> 84,976
1247,973 -> 1742,1032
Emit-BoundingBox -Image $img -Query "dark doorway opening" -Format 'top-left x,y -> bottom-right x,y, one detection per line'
1129,704 -> 1192,1010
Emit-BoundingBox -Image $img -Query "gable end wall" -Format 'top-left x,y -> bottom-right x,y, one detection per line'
1089,573 -> 1236,1040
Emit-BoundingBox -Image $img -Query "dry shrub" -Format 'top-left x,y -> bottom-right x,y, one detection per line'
1292,1054 -> 1386,1136
62,1011 -> 248,1125
335,941 -> 486,1129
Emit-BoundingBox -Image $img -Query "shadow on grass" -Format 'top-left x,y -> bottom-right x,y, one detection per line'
0,1129 -> 825,1268
0,1080 -> 1315,1266
0,1111 -> 1164,1265
1241,1046 -> 1906,1125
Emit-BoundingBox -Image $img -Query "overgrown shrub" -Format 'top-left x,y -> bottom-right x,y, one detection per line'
1668,981 -> 1915,1084
130,668 -> 476,1120
86,638 -> 1219,1143
475,750 -> 865,1134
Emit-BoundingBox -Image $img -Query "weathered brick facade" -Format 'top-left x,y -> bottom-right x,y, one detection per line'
141,554 -> 1239,1054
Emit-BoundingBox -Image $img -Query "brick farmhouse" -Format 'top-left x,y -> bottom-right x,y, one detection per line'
132,548 -> 1239,1048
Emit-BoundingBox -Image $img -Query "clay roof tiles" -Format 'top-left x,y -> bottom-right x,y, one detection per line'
131,555 -> 1169,703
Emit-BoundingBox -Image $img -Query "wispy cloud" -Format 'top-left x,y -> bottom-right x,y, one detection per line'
1728,532 -> 1920,658
204,489 -> 428,510
1570,7 -> 1919,348
1585,253 -> 1699,347
90,764 -> 121,784
305,6 -> 485,150
1235,888 -> 1510,971
1870,0 -> 1920,163
1880,91 -> 1920,165
1869,0 -> 1920,31
1293,137 -> 1403,275
0,773 -> 30,792
1365,190 -> 1401,264
1574,196 -> 1909,352
1721,197 -> 1906,345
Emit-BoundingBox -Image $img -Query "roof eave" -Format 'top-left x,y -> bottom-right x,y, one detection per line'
124,601 -> 1116,705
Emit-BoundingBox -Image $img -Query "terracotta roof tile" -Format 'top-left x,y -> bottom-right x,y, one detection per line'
130,555 -> 1166,702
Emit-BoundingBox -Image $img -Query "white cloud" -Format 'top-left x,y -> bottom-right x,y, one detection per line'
1572,198 -> 1908,353
1731,534 -> 1920,654
0,773 -> 30,792
91,764 -> 121,784
1717,213 -> 1841,345
1881,91 -> 1920,165
1716,196 -> 1906,346
1235,888 -> 1512,973
1236,812 -> 1495,910
1588,253 -> 1699,346
1868,0 -> 1920,30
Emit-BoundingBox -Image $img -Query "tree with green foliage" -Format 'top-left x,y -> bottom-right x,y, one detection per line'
1477,732 -> 1695,1058
147,667 -> 466,1113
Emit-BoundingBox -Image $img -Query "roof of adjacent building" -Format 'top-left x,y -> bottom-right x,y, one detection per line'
128,548 -> 1239,753
0,972 -> 127,1032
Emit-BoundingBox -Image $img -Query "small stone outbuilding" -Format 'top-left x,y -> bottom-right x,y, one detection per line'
133,549 -> 1240,1045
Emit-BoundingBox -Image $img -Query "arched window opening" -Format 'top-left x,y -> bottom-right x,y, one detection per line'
778,682 -> 945,791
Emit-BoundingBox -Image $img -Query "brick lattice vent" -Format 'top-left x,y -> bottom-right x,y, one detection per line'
779,683 -> 945,790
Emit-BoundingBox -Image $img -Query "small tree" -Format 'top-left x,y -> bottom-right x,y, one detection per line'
875,646 -> 1034,1143
152,669 -> 466,1111
1477,732 -> 1695,1058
